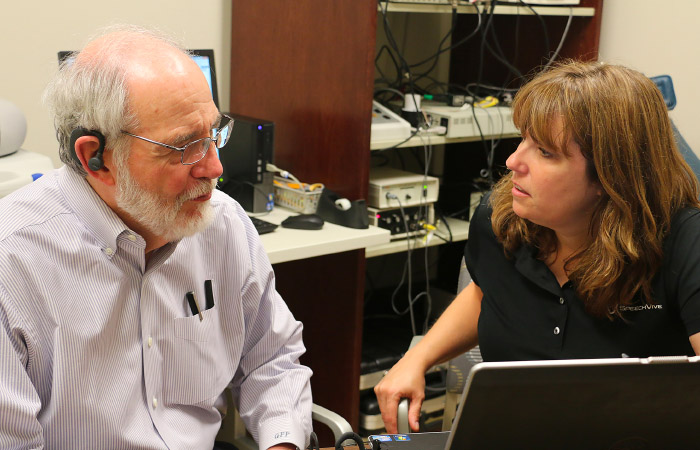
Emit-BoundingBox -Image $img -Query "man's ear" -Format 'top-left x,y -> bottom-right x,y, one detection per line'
73,133 -> 115,186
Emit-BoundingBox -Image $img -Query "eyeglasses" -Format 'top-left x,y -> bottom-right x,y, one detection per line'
121,114 -> 234,165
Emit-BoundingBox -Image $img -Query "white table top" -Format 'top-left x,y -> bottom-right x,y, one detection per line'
252,207 -> 391,264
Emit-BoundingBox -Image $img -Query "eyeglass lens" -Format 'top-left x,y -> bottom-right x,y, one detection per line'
181,116 -> 234,164
215,116 -> 234,148
182,138 -> 212,164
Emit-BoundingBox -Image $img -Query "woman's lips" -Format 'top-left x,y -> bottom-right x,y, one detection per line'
512,182 -> 530,197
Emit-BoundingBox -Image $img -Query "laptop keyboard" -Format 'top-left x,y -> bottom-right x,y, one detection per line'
250,216 -> 278,235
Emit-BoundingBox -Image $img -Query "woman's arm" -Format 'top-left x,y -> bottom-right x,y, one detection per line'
374,281 -> 483,433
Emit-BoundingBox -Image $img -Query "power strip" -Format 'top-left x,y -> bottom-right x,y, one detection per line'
494,0 -> 580,4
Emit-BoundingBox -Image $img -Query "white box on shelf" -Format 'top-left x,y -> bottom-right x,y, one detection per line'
369,167 -> 439,209
370,100 -> 412,144
421,103 -> 518,139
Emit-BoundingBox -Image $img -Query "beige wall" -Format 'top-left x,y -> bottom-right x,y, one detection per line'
599,0 -> 700,156
3,2 -> 699,168
0,1 -> 232,168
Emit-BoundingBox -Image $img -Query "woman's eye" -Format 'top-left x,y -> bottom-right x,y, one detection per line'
538,147 -> 553,158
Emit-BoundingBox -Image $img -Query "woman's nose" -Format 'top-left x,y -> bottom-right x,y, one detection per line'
506,143 -> 525,173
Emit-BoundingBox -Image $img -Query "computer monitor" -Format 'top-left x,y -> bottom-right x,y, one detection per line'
57,48 -> 219,109
188,49 -> 219,109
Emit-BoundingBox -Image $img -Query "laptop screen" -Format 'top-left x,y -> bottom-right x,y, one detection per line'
446,357 -> 700,449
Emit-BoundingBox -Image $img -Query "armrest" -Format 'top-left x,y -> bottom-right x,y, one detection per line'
397,398 -> 410,434
311,403 -> 353,441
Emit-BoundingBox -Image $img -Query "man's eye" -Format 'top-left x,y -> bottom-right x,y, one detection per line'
538,147 -> 553,158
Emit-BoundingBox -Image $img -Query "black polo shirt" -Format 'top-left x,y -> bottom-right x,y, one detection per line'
464,196 -> 700,362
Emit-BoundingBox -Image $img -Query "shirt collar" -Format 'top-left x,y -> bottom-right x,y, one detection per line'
513,244 -> 563,296
57,166 -> 131,253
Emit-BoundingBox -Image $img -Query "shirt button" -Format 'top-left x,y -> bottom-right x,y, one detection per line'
104,247 -> 114,256
152,397 -> 158,409
559,297 -> 565,305
148,336 -> 153,348
554,327 -> 561,335
127,234 -> 137,242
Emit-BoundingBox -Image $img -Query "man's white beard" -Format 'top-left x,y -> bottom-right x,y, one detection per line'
115,163 -> 216,242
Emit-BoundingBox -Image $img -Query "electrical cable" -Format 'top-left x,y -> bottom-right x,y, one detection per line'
411,7 -> 458,84
517,0 -> 550,56
374,86 -> 406,101
334,431 -> 365,450
385,134 -> 438,336
373,127 -> 421,152
419,136 -> 435,334
482,13 -> 524,82
375,44 -> 402,87
379,0 -> 424,132
410,2 -> 482,70
543,6 -> 574,70
265,163 -> 304,192
420,244 -> 432,333
387,193 -> 419,336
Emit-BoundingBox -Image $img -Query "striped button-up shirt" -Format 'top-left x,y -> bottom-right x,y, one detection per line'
0,166 -> 312,450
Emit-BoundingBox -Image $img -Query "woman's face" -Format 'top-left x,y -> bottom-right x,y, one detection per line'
506,119 -> 602,236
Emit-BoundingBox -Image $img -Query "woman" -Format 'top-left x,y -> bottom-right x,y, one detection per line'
374,60 -> 700,433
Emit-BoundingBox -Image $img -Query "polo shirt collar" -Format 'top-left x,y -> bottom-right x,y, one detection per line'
513,244 -> 563,296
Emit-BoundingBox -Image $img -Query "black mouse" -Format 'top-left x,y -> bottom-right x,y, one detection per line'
281,213 -> 324,230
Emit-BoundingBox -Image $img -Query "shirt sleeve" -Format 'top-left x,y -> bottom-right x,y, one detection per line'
229,206 -> 313,450
0,283 -> 44,449
463,193 -> 494,288
664,208 -> 700,337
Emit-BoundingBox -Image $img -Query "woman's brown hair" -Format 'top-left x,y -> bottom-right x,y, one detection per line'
490,60 -> 700,318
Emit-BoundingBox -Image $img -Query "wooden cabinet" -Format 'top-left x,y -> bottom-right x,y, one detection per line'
229,0 -> 603,443
229,3 -> 378,442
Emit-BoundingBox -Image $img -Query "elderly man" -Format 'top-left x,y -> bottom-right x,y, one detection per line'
0,25 -> 312,450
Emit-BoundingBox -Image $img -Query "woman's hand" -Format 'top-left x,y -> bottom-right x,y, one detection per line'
374,282 -> 483,434
374,355 -> 427,433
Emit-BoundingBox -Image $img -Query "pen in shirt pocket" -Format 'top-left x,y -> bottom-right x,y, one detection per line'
204,279 -> 215,310
186,291 -> 203,321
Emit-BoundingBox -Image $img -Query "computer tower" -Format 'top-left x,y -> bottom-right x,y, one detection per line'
217,113 -> 274,213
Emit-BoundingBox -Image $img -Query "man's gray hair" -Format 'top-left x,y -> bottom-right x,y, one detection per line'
43,24 -> 187,175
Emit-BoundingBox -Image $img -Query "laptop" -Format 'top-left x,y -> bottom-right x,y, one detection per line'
370,356 -> 700,450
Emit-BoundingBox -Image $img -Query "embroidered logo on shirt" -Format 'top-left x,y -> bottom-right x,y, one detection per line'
618,304 -> 663,312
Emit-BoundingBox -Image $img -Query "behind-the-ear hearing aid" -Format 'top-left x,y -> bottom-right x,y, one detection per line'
69,128 -> 106,171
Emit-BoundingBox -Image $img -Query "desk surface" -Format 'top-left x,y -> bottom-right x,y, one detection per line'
253,207 -> 391,264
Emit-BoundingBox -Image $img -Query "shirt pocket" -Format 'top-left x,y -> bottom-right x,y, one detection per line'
163,304 -> 237,406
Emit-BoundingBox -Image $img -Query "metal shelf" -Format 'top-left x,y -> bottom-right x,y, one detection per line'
360,363 -> 449,391
379,2 -> 595,16
371,130 -> 519,150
